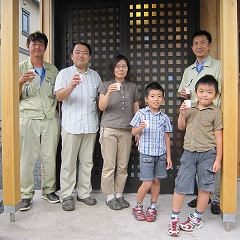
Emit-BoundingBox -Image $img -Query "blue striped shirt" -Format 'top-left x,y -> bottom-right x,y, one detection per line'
130,106 -> 172,156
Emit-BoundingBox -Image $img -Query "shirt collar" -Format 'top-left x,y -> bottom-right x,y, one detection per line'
110,79 -> 126,85
73,65 -> 89,74
145,106 -> 163,115
191,55 -> 212,70
196,56 -> 208,66
192,101 -> 215,110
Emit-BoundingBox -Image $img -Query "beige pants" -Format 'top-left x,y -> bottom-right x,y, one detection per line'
60,128 -> 97,200
20,117 -> 60,199
100,127 -> 132,195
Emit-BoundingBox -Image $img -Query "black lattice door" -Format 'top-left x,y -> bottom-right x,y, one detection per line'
54,0 -> 199,193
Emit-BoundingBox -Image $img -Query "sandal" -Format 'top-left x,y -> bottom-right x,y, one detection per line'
106,198 -> 123,210
117,196 -> 130,208
77,196 -> 97,206
62,196 -> 75,211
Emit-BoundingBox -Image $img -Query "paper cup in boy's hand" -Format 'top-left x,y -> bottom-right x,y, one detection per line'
144,120 -> 150,128
185,87 -> 190,94
115,83 -> 121,90
184,100 -> 191,108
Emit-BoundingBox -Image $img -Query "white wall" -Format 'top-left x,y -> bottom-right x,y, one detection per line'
19,0 -> 40,62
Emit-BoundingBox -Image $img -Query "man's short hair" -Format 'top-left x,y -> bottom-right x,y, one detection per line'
192,30 -> 212,44
26,31 -> 48,48
71,42 -> 92,55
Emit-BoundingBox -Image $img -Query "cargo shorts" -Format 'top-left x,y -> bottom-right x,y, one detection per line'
174,148 -> 216,194
139,153 -> 168,181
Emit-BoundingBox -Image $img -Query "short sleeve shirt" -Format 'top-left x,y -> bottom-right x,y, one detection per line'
183,102 -> 223,152
100,80 -> 140,129
130,106 -> 172,156
54,65 -> 102,134
178,56 -> 221,107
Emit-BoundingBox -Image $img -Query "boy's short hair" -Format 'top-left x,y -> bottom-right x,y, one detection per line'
192,30 -> 212,44
71,42 -> 92,55
26,31 -> 48,48
195,75 -> 219,93
145,82 -> 164,97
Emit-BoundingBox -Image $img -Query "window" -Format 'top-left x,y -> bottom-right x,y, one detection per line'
22,8 -> 30,36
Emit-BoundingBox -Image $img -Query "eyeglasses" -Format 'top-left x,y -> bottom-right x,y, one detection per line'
115,65 -> 128,70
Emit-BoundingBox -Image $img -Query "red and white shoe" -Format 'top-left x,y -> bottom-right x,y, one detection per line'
180,214 -> 204,232
132,206 -> 146,221
168,217 -> 180,237
145,207 -> 157,222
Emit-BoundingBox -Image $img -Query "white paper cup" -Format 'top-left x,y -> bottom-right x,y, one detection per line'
115,83 -> 121,90
184,100 -> 191,108
185,87 -> 190,94
144,120 -> 150,128
27,68 -> 35,73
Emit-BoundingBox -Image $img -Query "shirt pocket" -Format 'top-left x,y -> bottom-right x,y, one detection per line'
186,112 -> 196,124
157,118 -> 166,131
43,78 -> 55,99
21,79 -> 39,99
200,113 -> 214,127
89,84 -> 99,99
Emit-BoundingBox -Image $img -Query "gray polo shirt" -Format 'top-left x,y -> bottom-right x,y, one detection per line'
183,102 -> 223,152
100,80 -> 140,129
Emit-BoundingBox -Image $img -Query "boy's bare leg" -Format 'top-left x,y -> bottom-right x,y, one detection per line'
150,178 -> 160,202
196,189 -> 211,212
172,192 -> 185,212
136,181 -> 152,203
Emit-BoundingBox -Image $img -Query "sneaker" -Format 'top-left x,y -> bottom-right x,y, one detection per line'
42,192 -> 60,203
180,214 -> 204,232
132,206 -> 146,221
145,207 -> 157,222
168,217 -> 180,236
19,198 -> 33,211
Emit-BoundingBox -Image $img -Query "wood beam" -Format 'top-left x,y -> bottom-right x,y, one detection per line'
220,0 -> 238,230
200,0 -> 219,59
40,0 -> 52,63
1,0 -> 21,221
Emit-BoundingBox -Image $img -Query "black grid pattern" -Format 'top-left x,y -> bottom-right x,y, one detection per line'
126,2 -> 190,192
54,0 -> 198,193
65,6 -> 120,82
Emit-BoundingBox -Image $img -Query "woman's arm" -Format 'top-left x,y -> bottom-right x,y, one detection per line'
98,84 -> 118,111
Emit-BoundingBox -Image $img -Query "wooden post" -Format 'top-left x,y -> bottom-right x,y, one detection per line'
220,0 -> 238,231
40,0 -> 52,63
200,0 -> 219,59
1,0 -> 21,222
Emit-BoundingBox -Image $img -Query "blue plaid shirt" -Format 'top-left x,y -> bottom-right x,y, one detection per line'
130,106 -> 172,156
